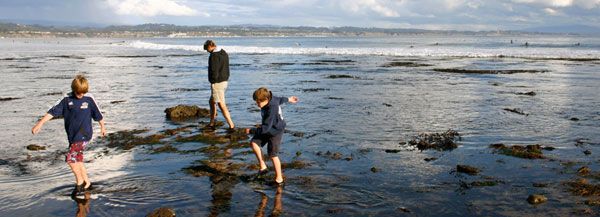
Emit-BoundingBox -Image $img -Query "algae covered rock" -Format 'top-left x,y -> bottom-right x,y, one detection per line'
164,105 -> 209,120
146,207 -> 175,217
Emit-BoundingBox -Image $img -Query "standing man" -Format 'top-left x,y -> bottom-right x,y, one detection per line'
204,40 -> 235,130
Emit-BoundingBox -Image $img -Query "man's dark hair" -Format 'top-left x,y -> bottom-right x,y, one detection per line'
203,40 -> 216,50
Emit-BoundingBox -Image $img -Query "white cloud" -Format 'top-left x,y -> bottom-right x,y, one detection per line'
341,0 -> 399,17
106,0 -> 203,17
512,0 -> 600,8
543,8 -> 561,15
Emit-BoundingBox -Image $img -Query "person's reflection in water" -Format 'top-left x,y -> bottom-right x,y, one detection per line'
71,191 -> 91,217
208,174 -> 238,217
254,186 -> 284,217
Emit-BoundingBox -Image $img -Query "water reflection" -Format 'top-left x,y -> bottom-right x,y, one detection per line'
208,175 -> 239,216
71,192 -> 91,217
254,186 -> 283,217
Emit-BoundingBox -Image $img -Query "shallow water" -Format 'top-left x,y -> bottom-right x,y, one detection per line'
1,35 -> 600,216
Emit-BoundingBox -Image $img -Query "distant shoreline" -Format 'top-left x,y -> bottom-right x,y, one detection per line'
0,22 -> 592,38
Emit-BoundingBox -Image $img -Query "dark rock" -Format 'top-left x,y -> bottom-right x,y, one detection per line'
516,91 -> 536,96
382,61 -> 432,67
326,74 -> 356,79
457,165 -> 480,175
382,103 -> 392,107
282,160 -> 310,169
585,199 -> 600,206
0,97 -> 21,102
397,207 -> 411,213
542,146 -> 556,151
470,180 -> 500,187
384,149 -> 401,153
503,108 -> 528,116
578,166 -> 591,176
146,207 -> 176,217
408,129 -> 461,151
490,144 -> 544,159
110,100 -> 126,104
301,88 -> 330,92
424,157 -> 438,162
434,68 -> 547,74
584,150 -> 592,155
170,88 -> 199,92
527,194 -> 547,204
104,129 -> 165,150
566,178 -> 600,196
176,132 -> 229,144
570,117 -> 580,121
370,167 -> 379,173
152,144 -> 178,154
533,183 -> 548,187
0,159 -> 8,165
296,151 -> 302,157
164,105 -> 210,120
26,144 -> 46,151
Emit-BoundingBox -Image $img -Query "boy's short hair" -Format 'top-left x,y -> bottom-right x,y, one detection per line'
71,74 -> 89,94
203,40 -> 216,50
253,87 -> 271,102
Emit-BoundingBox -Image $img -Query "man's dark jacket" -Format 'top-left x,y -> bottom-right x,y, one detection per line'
208,49 -> 230,83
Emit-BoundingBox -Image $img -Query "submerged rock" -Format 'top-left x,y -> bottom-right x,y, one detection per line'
152,144 -> 178,154
503,108 -> 528,116
566,178 -> 600,196
326,74 -> 356,79
146,207 -> 176,217
382,61 -> 432,67
104,129 -> 165,150
527,194 -> 548,204
489,144 -> 544,159
164,105 -> 209,120
584,150 -> 592,155
408,129 -> 461,151
457,165 -> 480,175
516,91 -> 536,96
26,144 -> 46,151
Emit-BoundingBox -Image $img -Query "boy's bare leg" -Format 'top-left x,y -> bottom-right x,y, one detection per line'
68,163 -> 83,185
79,162 -> 91,188
251,142 -> 267,170
209,98 -> 217,126
217,102 -> 235,129
271,156 -> 283,183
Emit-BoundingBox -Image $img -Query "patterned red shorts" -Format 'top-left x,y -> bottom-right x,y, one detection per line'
65,141 -> 88,163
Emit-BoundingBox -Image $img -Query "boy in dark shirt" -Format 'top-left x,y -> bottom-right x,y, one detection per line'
32,75 -> 106,196
245,87 -> 298,185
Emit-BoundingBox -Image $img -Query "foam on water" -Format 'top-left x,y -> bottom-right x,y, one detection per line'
128,40 -> 600,59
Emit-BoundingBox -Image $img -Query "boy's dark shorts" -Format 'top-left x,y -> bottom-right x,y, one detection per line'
251,133 -> 283,158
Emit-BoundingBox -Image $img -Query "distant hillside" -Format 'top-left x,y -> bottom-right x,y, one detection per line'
521,25 -> 600,34
0,22 -> 575,38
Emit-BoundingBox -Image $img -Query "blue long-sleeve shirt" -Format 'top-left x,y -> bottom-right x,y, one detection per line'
48,92 -> 103,144
253,95 -> 289,136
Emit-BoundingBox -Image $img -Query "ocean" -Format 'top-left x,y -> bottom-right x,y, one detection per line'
1,35 -> 599,216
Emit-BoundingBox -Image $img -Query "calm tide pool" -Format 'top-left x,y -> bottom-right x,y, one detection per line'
1,35 -> 600,216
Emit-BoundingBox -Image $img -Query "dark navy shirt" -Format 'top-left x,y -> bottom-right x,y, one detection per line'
253,95 -> 289,137
48,92 -> 103,144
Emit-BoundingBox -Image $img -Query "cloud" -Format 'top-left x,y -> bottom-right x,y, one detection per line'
340,0 -> 399,17
106,0 -> 203,17
543,8 -> 561,15
512,0 -> 600,8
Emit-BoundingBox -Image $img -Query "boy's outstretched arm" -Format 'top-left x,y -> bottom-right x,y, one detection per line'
31,113 -> 54,134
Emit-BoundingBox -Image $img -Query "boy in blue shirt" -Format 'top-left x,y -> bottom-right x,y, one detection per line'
245,87 -> 298,185
32,75 -> 106,196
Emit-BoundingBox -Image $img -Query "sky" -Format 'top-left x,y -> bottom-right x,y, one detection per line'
0,0 -> 599,31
